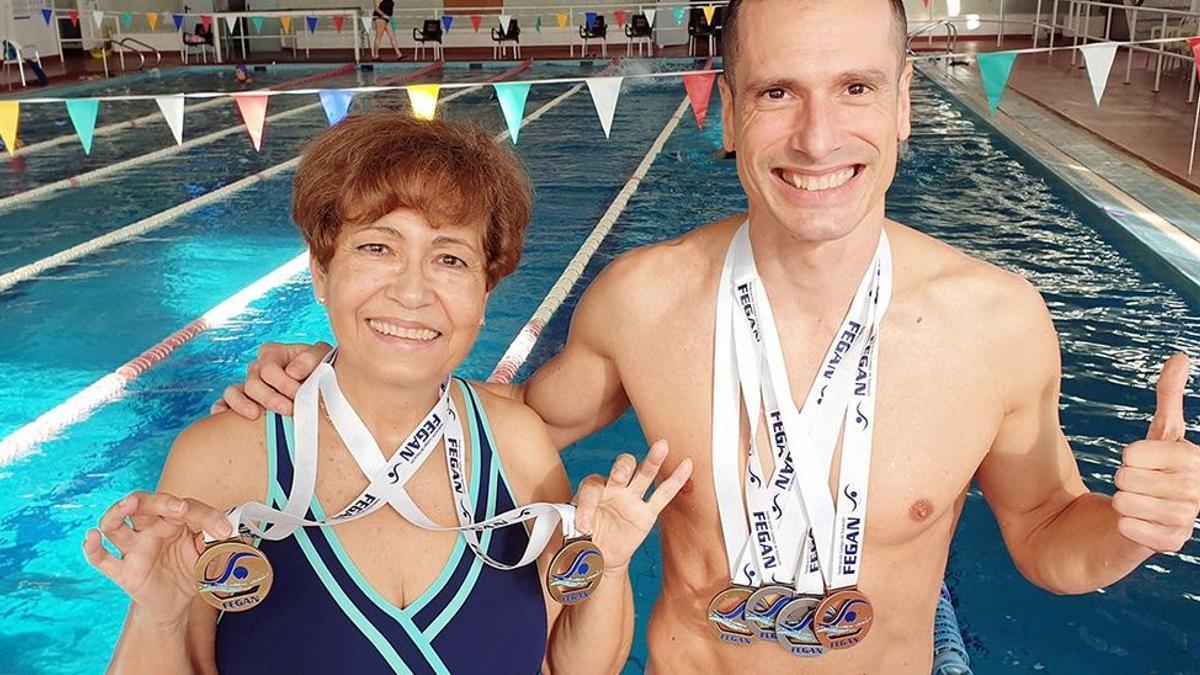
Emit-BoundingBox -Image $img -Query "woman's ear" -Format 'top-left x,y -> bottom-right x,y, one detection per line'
310,254 -> 328,305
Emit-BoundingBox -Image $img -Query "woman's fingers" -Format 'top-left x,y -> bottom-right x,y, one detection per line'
647,458 -> 694,515
130,492 -> 233,539
627,440 -> 669,498
83,528 -> 122,580
573,475 -> 605,535
97,494 -> 139,551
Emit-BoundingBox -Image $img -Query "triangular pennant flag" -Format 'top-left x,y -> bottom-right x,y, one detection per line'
306,16 -> 318,33
121,12 -> 132,28
0,102 -> 18,157
91,10 -> 104,30
359,16 -> 371,34
333,15 -> 345,32
493,82 -> 531,144
234,94 -> 269,151
585,12 -> 596,29
702,5 -> 715,24
535,15 -> 541,32
614,10 -> 626,27
470,15 -> 482,32
442,15 -> 453,32
644,8 -> 656,27
1189,37 -> 1200,79
224,15 -> 238,32
976,51 -> 1018,115
586,77 -> 622,138
68,9 -> 79,27
147,12 -> 158,30
407,84 -> 441,120
318,90 -> 354,126
171,13 -> 183,31
1079,43 -> 1118,106
41,8 -> 52,25
200,15 -> 212,31
922,0 -> 930,6
280,16 -> 292,33
672,7 -> 685,25
498,14 -> 511,32
253,16 -> 265,33
682,72 -> 717,129
65,99 -> 99,154
155,94 -> 185,145
556,13 -> 568,28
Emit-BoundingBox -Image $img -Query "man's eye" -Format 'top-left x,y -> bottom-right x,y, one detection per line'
765,87 -> 786,100
847,83 -> 869,96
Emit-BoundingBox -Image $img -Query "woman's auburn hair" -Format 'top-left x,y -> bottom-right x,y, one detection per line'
292,112 -> 532,290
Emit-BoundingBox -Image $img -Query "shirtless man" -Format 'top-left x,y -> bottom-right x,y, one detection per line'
217,0 -> 1200,671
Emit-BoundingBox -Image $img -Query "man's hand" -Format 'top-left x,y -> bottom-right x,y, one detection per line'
1113,353 -> 1200,554
210,342 -> 333,419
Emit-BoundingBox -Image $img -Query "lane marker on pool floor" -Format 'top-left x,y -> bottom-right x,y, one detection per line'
0,63 -> 447,212
0,58 -> 609,465
7,63 -> 358,159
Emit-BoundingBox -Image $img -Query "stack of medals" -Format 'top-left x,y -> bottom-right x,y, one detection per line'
707,222 -> 891,654
194,351 -> 604,612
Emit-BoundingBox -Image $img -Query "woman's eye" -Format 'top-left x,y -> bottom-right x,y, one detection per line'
440,254 -> 467,268
358,243 -> 389,255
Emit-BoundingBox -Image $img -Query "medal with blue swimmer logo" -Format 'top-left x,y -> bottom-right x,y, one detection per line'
711,222 -> 891,652
706,585 -> 756,645
743,584 -> 794,641
546,537 -> 605,605
194,539 -> 274,612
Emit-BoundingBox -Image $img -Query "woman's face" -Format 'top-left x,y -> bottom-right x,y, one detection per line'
311,208 -> 488,389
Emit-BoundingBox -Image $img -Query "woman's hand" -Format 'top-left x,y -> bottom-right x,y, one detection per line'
83,492 -> 233,628
573,440 -> 692,573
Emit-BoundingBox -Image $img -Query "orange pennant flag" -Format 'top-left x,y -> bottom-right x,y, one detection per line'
556,13 -> 568,28
0,101 -> 18,156
702,5 -> 715,24
234,95 -> 269,151
682,72 -> 717,129
280,16 -> 292,33
147,12 -> 159,30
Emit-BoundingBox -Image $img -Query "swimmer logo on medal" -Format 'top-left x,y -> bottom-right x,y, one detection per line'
706,586 -> 755,645
547,538 -> 603,605
194,540 -> 274,612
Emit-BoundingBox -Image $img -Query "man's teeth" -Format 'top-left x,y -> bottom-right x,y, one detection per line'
782,167 -> 856,191
368,319 -> 440,341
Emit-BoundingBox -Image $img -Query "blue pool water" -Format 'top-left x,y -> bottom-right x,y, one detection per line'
1,60 -> 1198,673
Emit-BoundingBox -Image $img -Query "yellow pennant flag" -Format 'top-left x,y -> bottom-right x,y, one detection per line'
556,13 -> 568,28
280,15 -> 292,33
0,101 -> 18,156
407,84 -> 441,120
147,12 -> 158,30
703,5 -> 715,24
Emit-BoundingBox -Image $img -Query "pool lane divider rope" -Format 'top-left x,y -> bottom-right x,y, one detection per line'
0,63 -> 443,212
8,63 -> 358,159
0,58 -> 605,465
0,62 -> 460,295
488,57 -> 709,384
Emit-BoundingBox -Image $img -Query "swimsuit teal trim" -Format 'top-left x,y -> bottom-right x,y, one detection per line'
424,382 -> 499,641
464,383 -> 521,511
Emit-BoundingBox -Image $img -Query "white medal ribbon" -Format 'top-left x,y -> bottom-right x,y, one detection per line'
212,351 -> 578,571
712,222 -> 891,593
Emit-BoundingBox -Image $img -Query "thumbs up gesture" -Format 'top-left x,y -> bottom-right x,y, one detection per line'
1113,353 -> 1200,553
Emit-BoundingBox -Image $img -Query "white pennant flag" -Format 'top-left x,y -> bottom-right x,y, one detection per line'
360,15 -> 372,34
1079,42 -> 1119,106
644,8 -> 656,27
224,15 -> 239,31
586,77 -> 623,138
91,10 -> 104,29
498,13 -> 512,32
155,94 -> 185,145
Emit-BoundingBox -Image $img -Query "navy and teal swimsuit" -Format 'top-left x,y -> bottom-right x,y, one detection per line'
215,380 -> 548,673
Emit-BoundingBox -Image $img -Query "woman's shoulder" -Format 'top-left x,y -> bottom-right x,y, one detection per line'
158,409 -> 271,509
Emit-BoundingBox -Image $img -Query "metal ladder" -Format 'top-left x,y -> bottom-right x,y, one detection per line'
908,20 -> 963,63
102,37 -> 162,78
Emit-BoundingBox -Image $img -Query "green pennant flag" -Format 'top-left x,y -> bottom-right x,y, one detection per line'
121,11 -> 133,28
66,98 -> 100,155
251,16 -> 264,33
977,51 -> 1018,115
493,82 -> 532,144
535,15 -> 542,32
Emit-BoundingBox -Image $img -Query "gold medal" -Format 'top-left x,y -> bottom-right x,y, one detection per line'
813,588 -> 874,650
706,585 -> 755,646
194,539 -> 274,612
546,537 -> 603,605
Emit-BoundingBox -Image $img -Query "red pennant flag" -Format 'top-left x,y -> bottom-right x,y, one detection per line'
333,15 -> 345,32
201,14 -> 212,30
1190,37 -> 1200,79
614,10 -> 626,27
234,94 -> 269,151
682,72 -> 717,129
922,0 -> 930,5
68,9 -> 79,26
470,15 -> 482,32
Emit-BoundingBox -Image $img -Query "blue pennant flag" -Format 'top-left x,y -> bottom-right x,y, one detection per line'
442,15 -> 453,32
585,11 -> 596,29
306,16 -> 318,33
41,8 -> 53,25
318,90 -> 354,126
172,13 -> 184,31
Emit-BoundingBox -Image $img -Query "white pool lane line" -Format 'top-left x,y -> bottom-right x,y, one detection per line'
0,63 -> 442,212
489,93 -> 695,383
0,62 -> 461,295
0,59 -> 605,466
8,63 -> 358,159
